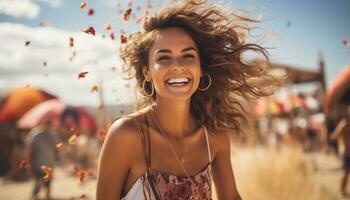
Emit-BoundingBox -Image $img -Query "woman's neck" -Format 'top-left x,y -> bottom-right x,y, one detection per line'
150,97 -> 198,140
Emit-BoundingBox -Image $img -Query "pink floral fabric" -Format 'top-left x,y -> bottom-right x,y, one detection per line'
149,164 -> 212,200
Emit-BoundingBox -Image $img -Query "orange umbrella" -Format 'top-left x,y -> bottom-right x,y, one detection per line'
0,87 -> 56,123
324,65 -> 350,113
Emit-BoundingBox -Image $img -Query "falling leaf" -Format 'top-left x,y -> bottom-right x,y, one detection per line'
136,6 -> 141,11
82,26 -> 96,36
78,71 -> 89,79
39,21 -> 49,27
343,38 -> 349,49
110,32 -> 115,40
70,127 -> 75,132
69,37 -> 74,47
76,169 -> 89,183
19,160 -> 28,169
98,129 -> 107,140
43,61 -> 47,66
25,41 -> 31,46
123,9 -> 132,21
56,142 -> 63,148
41,165 -> 53,182
80,1 -> 87,9
111,66 -> 116,71
91,85 -> 98,92
70,51 -> 76,61
105,23 -> 112,31
128,0 -> 133,7
68,134 -> 77,145
25,84 -> 31,88
147,1 -> 153,10
120,34 -> 127,44
79,194 -> 87,199
88,8 -> 94,16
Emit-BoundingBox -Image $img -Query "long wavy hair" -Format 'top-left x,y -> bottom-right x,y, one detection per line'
120,0 -> 281,134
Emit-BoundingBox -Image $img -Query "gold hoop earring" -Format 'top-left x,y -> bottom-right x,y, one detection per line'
142,79 -> 154,97
198,73 -> 211,91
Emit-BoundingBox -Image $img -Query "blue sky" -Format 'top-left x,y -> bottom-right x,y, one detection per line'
0,0 -> 349,106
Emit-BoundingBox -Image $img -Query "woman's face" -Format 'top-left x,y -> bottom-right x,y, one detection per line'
145,27 -> 202,101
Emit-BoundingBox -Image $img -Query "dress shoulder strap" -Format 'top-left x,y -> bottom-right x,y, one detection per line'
130,116 -> 152,171
203,126 -> 212,164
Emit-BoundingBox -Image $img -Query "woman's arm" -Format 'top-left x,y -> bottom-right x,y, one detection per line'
330,119 -> 347,141
96,118 -> 140,200
212,131 -> 242,200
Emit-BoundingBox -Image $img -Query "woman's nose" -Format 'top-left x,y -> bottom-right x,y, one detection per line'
171,58 -> 185,71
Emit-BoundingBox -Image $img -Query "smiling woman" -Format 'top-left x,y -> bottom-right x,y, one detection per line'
96,0 -> 280,200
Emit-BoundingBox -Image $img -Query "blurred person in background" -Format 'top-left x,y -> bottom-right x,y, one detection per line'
27,116 -> 60,200
331,106 -> 350,196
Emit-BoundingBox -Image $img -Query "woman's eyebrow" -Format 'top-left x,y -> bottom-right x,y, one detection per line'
153,47 -> 198,55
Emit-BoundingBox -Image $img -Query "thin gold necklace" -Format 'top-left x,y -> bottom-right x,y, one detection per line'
149,109 -> 200,194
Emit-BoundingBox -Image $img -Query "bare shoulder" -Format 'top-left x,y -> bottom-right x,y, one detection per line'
96,115 -> 145,199
207,129 -> 231,155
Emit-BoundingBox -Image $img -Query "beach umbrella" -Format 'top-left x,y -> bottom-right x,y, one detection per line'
324,65 -> 350,113
0,87 -> 56,123
17,99 -> 97,133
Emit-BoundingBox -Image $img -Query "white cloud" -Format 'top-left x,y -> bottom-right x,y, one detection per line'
0,0 -> 40,19
34,0 -> 63,8
0,0 -> 64,19
0,22 -> 137,106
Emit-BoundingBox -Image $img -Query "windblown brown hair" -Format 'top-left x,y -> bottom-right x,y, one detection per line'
120,0 -> 281,134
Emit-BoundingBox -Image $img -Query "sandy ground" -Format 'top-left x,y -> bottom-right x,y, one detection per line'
0,150 -> 349,200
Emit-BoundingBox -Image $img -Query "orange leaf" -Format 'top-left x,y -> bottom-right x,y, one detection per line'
98,129 -> 107,140
120,34 -> 127,44
91,85 -> 98,92
68,134 -> 77,145
56,142 -> 63,148
19,160 -> 28,169
80,1 -> 87,9
78,71 -> 89,79
69,37 -> 74,47
82,26 -> 96,36
88,8 -> 94,16
105,23 -> 112,31
41,165 -> 53,182
79,194 -> 87,199
110,32 -> 115,40
76,170 -> 88,183
123,9 -> 132,21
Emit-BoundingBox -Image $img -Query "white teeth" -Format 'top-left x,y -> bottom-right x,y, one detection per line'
166,77 -> 190,84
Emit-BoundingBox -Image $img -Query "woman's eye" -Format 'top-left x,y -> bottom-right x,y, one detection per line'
157,56 -> 170,61
183,54 -> 195,59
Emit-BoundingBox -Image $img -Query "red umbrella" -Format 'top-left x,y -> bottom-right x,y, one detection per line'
17,99 -> 65,129
17,100 -> 97,133
0,87 -> 56,123
324,65 -> 350,113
